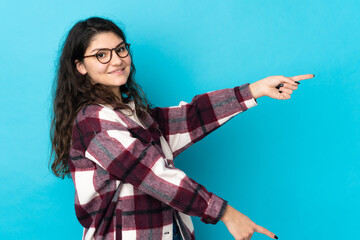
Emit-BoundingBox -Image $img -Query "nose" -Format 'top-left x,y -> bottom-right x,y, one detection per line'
109,49 -> 123,65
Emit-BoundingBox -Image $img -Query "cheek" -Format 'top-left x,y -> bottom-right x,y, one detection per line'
125,56 -> 132,66
99,64 -> 109,73
87,65 -> 109,83
89,64 -> 108,76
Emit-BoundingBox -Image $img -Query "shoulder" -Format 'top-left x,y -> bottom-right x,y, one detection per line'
72,104 -> 104,136
74,104 -> 132,132
75,104 -> 121,123
76,104 -> 105,120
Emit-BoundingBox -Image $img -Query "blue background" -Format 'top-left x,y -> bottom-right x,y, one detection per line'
1,0 -> 359,239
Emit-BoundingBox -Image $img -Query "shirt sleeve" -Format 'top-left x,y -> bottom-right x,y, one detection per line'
150,83 -> 258,158
81,115 -> 227,224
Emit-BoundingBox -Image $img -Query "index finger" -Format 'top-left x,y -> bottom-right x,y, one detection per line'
290,74 -> 315,81
255,225 -> 278,239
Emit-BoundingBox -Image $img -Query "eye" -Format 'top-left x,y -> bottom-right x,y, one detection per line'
96,50 -> 108,59
116,46 -> 126,53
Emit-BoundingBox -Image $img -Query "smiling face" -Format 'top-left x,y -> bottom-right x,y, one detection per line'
76,31 -> 131,97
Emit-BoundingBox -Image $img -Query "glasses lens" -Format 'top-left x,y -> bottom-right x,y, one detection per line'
115,44 -> 130,58
96,49 -> 111,63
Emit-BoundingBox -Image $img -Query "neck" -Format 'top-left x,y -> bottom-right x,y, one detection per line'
112,87 -> 122,102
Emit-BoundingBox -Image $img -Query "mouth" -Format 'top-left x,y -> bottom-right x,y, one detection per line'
109,67 -> 126,74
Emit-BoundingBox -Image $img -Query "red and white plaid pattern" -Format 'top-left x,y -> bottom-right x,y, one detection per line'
69,83 -> 257,240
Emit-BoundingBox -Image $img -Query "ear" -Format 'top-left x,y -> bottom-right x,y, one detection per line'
75,60 -> 87,75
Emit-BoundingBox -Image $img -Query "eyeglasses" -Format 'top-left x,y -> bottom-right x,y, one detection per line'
83,43 -> 131,64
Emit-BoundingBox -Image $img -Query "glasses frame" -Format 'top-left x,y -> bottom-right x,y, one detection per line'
83,43 -> 131,64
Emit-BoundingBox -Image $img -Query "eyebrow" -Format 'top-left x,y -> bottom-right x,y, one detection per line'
90,41 -> 124,53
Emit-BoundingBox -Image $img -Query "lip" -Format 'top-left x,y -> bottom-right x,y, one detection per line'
108,67 -> 126,74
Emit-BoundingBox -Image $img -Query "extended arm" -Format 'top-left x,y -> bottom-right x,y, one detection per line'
151,83 -> 257,158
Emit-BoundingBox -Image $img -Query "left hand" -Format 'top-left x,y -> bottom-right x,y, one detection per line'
249,74 -> 314,100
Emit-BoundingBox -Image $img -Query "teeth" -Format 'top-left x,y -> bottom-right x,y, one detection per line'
109,68 -> 125,74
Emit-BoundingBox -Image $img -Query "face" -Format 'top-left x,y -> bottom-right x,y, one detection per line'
76,31 -> 131,96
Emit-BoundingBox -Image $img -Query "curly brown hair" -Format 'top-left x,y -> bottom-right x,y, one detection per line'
50,17 -> 152,178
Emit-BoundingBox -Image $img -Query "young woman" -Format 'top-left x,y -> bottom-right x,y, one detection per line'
50,17 -> 313,240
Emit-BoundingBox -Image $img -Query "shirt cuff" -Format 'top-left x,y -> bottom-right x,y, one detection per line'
234,83 -> 258,109
200,194 -> 228,225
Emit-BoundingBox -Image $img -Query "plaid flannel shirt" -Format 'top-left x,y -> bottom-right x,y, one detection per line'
69,83 -> 257,240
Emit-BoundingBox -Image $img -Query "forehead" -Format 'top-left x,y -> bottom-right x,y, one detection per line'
87,32 -> 124,50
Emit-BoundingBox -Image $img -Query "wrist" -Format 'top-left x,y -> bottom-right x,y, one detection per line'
220,204 -> 232,223
249,82 -> 262,99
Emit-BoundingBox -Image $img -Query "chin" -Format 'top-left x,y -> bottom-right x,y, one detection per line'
111,76 -> 128,86
119,80 -> 129,88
